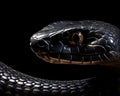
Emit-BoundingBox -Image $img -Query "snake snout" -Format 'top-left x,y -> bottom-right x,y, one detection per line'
30,38 -> 49,59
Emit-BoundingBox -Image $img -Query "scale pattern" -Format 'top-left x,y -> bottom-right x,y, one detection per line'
0,20 -> 120,96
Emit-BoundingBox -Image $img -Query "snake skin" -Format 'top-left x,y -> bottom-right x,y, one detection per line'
0,20 -> 120,96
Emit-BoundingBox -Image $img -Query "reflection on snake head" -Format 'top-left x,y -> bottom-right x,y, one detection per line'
30,20 -> 120,66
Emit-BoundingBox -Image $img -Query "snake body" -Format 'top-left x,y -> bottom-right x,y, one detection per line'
0,20 -> 120,96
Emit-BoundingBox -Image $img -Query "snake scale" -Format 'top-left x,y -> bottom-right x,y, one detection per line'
0,20 -> 120,96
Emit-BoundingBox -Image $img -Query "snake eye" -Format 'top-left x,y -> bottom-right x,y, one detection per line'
72,33 -> 79,42
71,32 -> 83,46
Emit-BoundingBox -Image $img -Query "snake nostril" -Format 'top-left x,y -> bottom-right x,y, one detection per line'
38,40 -> 47,48
31,39 -> 49,53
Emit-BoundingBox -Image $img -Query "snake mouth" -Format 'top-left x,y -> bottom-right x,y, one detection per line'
35,50 -> 118,65
37,52 -> 103,65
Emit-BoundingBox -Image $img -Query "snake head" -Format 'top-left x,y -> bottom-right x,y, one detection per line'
30,21 -> 120,67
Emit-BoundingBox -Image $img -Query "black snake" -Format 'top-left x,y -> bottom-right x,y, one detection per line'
0,20 -> 120,96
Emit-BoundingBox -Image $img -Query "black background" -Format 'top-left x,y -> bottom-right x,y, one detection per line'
0,3 -> 119,80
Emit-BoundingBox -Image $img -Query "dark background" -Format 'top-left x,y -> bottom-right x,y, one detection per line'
0,3 -> 119,81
